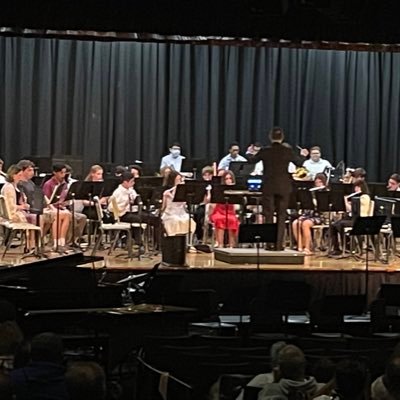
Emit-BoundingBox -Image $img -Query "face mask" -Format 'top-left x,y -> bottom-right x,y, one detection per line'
170,149 -> 181,158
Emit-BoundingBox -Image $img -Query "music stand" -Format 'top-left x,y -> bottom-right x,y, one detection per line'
46,183 -> 69,253
229,161 -> 254,177
315,190 -> 347,255
350,216 -> 385,309
288,187 -> 316,250
173,182 -> 209,248
23,186 -> 48,259
210,185 -> 246,247
239,224 -> 277,270
100,178 -> 120,197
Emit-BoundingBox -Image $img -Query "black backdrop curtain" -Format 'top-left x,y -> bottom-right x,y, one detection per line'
1,36 -> 399,181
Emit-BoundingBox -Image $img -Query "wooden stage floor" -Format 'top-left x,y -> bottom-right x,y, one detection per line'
1,246 -> 400,273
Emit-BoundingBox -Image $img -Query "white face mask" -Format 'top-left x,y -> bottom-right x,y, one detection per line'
170,148 -> 181,158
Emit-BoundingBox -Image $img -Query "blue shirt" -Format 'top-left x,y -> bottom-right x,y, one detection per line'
160,154 -> 185,172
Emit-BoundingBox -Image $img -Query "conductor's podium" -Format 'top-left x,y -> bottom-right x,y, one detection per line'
213,247 -> 305,265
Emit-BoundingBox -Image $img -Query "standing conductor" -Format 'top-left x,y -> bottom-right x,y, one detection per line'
247,127 -> 309,250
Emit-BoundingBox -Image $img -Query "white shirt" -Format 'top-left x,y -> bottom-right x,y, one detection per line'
303,158 -> 332,178
251,161 -> 264,176
109,184 -> 138,216
160,154 -> 185,172
218,154 -> 247,170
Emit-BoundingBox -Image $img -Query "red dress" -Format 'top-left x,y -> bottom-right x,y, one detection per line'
209,203 -> 239,231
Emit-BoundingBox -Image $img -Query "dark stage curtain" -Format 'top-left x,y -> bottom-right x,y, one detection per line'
1,36 -> 399,180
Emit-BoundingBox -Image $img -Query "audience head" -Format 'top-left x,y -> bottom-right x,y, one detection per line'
312,357 -> 336,384
335,358 -> 368,400
66,361 -> 106,400
269,127 -> 285,143
85,165 -> 104,182
5,164 -> 23,183
388,173 -> 400,191
309,146 -> 322,162
0,300 -> 23,356
0,299 -> 16,323
383,355 -> 400,399
270,341 -> 287,369
30,332 -> 64,364
169,142 -> 181,158
276,344 -> 306,381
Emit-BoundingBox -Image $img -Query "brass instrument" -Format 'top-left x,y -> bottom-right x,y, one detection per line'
292,166 -> 310,180
342,168 -> 355,184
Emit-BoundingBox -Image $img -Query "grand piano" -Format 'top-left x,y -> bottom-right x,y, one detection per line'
0,253 -> 195,370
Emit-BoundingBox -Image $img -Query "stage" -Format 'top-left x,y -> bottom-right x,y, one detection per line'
2,246 -> 399,312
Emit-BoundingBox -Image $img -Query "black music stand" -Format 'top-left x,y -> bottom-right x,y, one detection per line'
229,161 -> 254,177
288,186 -> 315,250
350,216 -> 385,309
210,185 -> 245,247
22,186 -> 48,259
315,190 -> 347,255
239,223 -> 277,270
65,181 -> 105,249
389,216 -> 400,259
47,183 -> 68,253
173,182 -> 209,248
100,178 -> 120,197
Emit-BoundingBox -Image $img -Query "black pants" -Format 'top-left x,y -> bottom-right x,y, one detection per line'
262,192 -> 290,250
193,204 -> 206,241
120,212 -> 143,245
330,217 -> 353,250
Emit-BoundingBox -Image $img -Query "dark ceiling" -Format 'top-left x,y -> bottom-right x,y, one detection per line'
1,0 -> 400,44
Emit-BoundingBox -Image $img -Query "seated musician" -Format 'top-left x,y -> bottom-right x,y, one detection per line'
161,170 -> 196,239
64,164 -> 88,245
387,173 -> 400,191
42,164 -> 72,249
1,164 -> 38,251
129,164 -> 143,178
0,158 -> 6,184
17,159 -> 57,238
303,146 -> 332,179
329,173 -> 371,256
81,164 -> 108,220
209,170 -> 240,248
160,142 -> 185,173
292,173 -> 327,255
109,171 -> 144,252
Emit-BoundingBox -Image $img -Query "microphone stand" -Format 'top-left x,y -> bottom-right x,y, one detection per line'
69,193 -> 80,252
54,196 -> 63,254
